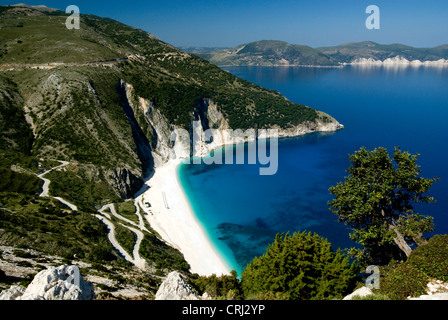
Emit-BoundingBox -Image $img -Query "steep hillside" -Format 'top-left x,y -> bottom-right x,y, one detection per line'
0,4 -> 342,281
198,40 -> 448,66
199,40 -> 337,66
316,41 -> 448,63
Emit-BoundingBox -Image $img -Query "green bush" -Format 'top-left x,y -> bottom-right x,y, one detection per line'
407,234 -> 448,282
351,293 -> 391,300
246,291 -> 290,300
190,270 -> 244,300
379,263 -> 429,300
139,234 -> 190,273
241,231 -> 359,300
115,224 -> 136,257
0,167 -> 40,194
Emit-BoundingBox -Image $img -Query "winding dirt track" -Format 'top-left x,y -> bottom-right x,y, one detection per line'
36,161 -> 149,269
37,161 -> 78,211
96,203 -> 148,270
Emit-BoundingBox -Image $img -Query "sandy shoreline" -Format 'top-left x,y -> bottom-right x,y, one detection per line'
135,159 -> 231,276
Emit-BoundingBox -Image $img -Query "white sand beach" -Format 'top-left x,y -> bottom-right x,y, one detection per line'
135,159 -> 231,276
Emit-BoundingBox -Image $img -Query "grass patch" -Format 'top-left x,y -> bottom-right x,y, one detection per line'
115,201 -> 139,224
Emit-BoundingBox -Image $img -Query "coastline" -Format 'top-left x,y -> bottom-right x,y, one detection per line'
135,159 -> 231,276
134,117 -> 343,276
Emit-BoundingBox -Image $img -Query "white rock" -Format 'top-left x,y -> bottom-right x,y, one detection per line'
343,286 -> 373,300
18,265 -> 94,300
350,55 -> 448,67
155,271 -> 198,300
0,285 -> 26,300
410,293 -> 448,300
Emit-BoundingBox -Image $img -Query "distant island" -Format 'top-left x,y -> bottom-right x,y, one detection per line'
183,40 -> 448,67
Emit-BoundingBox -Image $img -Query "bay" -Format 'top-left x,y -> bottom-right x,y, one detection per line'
179,65 -> 448,274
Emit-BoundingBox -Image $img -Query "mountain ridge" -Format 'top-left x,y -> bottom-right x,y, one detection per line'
193,40 -> 448,66
0,4 -> 342,280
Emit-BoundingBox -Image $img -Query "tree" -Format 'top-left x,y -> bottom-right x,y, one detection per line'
190,270 -> 244,300
241,231 -> 358,300
328,146 -> 437,265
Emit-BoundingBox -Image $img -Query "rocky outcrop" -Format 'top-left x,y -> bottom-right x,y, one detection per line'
410,279 -> 448,300
120,81 -> 344,169
410,293 -> 448,300
343,286 -> 373,300
350,55 -> 448,67
155,271 -> 198,300
0,285 -> 25,300
0,265 -> 94,300
120,81 -> 189,168
343,279 -> 448,300
106,167 -> 143,199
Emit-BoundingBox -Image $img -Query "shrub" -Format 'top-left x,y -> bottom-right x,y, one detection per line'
190,270 -> 243,300
351,293 -> 391,300
241,231 -> 359,300
379,263 -> 429,300
246,291 -> 290,300
407,234 -> 448,282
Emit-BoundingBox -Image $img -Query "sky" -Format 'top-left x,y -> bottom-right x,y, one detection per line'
1,0 -> 447,48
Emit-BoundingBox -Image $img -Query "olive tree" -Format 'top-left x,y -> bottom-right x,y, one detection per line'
241,231 -> 358,300
328,146 -> 437,265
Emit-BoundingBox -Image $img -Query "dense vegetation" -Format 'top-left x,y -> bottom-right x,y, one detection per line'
120,53 -> 318,130
198,40 -> 338,67
190,270 -> 244,300
193,148 -> 446,301
139,234 -> 190,274
241,232 -> 358,300
0,194 -> 115,262
328,147 -> 437,265
1,5 -> 445,301
376,235 -> 448,300
316,41 -> 448,63
0,74 -> 33,153
199,40 -> 448,66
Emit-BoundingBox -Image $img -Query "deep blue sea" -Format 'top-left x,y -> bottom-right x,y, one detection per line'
178,65 -> 448,274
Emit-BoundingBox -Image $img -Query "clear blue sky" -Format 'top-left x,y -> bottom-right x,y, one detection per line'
2,0 -> 447,48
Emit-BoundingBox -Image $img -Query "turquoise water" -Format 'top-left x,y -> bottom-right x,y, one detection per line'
179,65 -> 448,274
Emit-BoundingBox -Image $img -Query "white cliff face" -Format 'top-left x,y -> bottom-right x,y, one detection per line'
122,81 -> 190,166
350,55 -> 448,67
121,82 -> 344,166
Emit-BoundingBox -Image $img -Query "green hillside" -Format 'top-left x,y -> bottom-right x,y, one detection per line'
198,40 -> 448,66
0,4 -> 335,279
199,40 -> 337,66
316,41 -> 448,63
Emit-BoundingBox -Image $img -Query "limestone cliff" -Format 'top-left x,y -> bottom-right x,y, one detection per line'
120,81 -> 344,167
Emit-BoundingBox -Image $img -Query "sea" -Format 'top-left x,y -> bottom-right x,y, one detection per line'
178,65 -> 448,274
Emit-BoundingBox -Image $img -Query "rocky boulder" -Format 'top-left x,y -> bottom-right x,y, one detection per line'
0,285 -> 25,300
155,271 -> 198,300
343,286 -> 374,300
0,265 -> 94,300
410,293 -> 448,300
